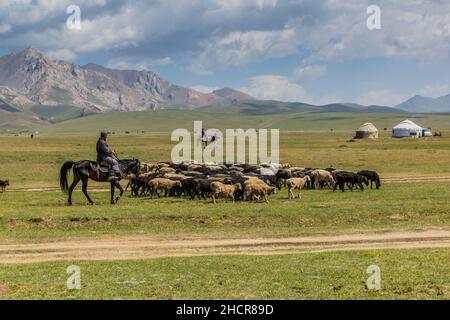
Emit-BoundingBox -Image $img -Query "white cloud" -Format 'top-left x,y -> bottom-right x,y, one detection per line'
240,75 -> 311,103
155,57 -> 172,66
356,89 -> 407,107
0,0 -> 449,76
293,64 -> 327,80
190,85 -> 219,94
419,84 -> 450,98
189,29 -> 298,74
0,24 -> 11,34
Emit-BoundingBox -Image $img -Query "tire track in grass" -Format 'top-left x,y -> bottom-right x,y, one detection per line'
1,229 -> 450,264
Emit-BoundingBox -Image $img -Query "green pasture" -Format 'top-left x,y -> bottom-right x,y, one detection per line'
1,248 -> 449,299
1,129 -> 450,189
1,110 -> 450,300
0,182 -> 449,243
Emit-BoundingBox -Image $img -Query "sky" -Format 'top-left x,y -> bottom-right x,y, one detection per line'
0,0 -> 449,106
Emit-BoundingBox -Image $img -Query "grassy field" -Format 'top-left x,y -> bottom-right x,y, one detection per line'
0,182 -> 450,243
1,249 -> 450,299
1,110 -> 450,299
1,130 -> 450,189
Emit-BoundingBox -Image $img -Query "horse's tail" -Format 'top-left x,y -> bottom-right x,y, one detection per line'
60,161 -> 74,193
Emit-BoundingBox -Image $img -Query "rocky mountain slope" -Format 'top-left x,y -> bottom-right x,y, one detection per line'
0,48 -> 254,120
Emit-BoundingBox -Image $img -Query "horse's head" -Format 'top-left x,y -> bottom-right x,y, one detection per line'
129,159 -> 141,175
120,159 -> 141,176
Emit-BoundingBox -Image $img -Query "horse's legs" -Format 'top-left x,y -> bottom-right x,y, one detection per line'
68,174 -> 80,206
109,181 -> 123,204
81,176 -> 94,205
115,180 -> 124,203
110,182 -> 115,205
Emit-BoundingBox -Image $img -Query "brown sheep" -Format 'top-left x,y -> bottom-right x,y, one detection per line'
311,170 -> 335,189
148,178 -> 182,199
140,162 -> 157,173
158,167 -> 176,175
244,180 -> 276,203
211,182 -> 242,204
286,176 -> 311,200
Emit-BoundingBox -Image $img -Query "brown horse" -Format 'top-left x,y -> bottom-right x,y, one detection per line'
60,159 -> 140,205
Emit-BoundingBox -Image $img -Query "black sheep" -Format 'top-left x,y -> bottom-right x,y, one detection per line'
357,170 -> 381,190
333,173 -> 368,192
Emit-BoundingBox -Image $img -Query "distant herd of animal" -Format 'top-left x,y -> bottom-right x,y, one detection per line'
126,162 -> 381,204
0,163 -> 381,203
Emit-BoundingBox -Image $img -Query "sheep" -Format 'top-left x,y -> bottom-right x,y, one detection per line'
211,182 -> 242,204
276,169 -> 292,188
188,164 -> 203,172
163,173 -> 188,181
286,176 -> 311,200
290,167 -> 306,173
311,170 -> 335,189
244,180 -> 276,203
245,173 -> 279,190
128,173 -> 160,196
0,180 -> 10,192
333,173 -> 367,192
190,179 -> 214,200
140,162 -> 157,173
181,171 -> 206,177
357,170 -> 381,189
158,167 -> 176,175
126,174 -> 145,196
228,166 -> 245,173
148,178 -> 182,199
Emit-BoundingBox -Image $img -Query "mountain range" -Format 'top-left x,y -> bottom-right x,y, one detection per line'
394,94 -> 450,113
0,48 -> 448,131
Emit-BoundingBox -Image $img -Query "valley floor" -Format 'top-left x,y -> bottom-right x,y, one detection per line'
1,129 -> 450,299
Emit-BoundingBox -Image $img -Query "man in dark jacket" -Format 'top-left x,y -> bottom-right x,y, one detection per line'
96,132 -> 120,181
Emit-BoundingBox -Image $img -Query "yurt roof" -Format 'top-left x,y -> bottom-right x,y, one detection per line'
356,122 -> 378,133
393,120 -> 423,130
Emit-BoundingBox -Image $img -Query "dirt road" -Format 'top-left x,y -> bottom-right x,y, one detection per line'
1,229 -> 450,264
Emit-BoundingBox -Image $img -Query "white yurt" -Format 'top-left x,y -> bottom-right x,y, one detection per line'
392,120 -> 423,138
354,123 -> 379,139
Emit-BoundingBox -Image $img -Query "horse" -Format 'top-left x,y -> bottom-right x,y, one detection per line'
60,159 -> 140,205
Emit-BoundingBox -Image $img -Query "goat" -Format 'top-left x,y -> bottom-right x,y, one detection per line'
286,176 -> 311,200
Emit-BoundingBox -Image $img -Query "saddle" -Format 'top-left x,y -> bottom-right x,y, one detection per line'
98,161 -> 112,173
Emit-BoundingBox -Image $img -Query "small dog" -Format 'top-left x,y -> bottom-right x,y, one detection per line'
0,180 -> 10,192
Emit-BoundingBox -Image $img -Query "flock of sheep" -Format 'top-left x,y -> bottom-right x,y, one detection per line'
127,162 -> 381,204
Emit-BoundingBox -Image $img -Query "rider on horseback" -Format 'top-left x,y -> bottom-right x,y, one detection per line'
96,131 -> 121,181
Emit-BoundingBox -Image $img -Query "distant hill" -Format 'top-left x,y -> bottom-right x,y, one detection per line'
39,109 -> 450,134
211,88 -> 255,102
396,94 -> 450,113
201,100 -> 404,115
0,109 -> 45,132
